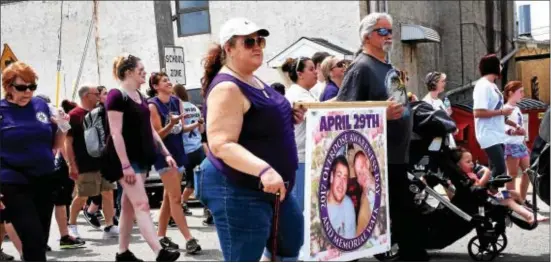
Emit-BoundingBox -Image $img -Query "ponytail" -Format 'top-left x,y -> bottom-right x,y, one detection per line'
201,44 -> 224,98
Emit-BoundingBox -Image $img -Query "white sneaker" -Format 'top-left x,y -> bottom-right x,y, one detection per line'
103,225 -> 119,238
68,224 -> 81,239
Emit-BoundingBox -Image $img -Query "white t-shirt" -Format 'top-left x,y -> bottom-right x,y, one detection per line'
182,101 -> 203,153
327,195 -> 357,239
285,84 -> 318,162
504,104 -> 525,145
422,94 -> 457,148
473,77 -> 507,149
310,81 -> 325,100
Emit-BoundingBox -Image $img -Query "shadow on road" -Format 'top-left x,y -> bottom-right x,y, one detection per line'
180,248 -> 223,261
428,251 -> 550,262
47,248 -> 100,260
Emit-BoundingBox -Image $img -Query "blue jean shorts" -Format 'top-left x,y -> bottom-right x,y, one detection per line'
157,166 -> 185,175
195,158 -> 304,261
130,162 -> 150,174
504,143 -> 529,159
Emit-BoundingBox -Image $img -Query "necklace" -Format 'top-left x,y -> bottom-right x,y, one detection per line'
225,66 -> 270,98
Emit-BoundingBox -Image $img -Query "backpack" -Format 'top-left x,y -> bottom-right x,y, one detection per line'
83,106 -> 108,158
83,89 -> 128,158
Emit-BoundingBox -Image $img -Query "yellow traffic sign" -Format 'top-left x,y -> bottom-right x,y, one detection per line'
1,44 -> 18,72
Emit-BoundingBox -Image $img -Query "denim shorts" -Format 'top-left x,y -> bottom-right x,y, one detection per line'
157,166 -> 185,175
504,143 -> 529,159
195,158 -> 304,261
131,162 -> 150,174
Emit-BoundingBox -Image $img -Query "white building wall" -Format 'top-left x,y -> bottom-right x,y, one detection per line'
1,1 -> 159,103
171,1 -> 362,88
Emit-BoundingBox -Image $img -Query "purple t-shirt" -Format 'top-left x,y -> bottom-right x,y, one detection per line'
319,80 -> 339,102
105,89 -> 157,167
0,98 -> 57,184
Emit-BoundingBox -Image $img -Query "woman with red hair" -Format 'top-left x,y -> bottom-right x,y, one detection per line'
0,61 -> 67,261
472,54 -> 513,178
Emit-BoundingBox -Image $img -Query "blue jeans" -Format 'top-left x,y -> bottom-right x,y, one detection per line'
195,158 -> 304,261
291,163 -> 305,212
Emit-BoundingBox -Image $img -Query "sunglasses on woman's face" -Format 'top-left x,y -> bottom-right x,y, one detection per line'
333,61 -> 346,69
373,28 -> 392,37
11,83 -> 37,92
243,37 -> 266,49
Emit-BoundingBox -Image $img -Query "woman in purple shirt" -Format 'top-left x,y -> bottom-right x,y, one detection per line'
0,61 -> 66,261
319,56 -> 346,102
105,55 -> 180,262
147,72 -> 202,253
195,18 -> 306,261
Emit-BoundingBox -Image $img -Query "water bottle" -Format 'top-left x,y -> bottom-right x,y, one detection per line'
443,97 -> 451,109
48,104 -> 71,132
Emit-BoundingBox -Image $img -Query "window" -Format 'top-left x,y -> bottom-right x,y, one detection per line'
176,0 -> 211,37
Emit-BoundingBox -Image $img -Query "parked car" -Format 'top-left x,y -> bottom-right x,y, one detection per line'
144,85 -> 204,208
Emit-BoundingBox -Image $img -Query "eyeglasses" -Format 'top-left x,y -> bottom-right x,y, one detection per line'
243,37 -> 266,49
295,57 -> 308,73
11,83 -> 37,92
373,28 -> 392,37
332,61 -> 347,69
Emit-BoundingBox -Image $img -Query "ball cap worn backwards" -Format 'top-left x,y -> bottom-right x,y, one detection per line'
219,17 -> 270,46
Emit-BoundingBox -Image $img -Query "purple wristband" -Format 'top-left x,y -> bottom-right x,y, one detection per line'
258,166 -> 272,178
122,164 -> 131,170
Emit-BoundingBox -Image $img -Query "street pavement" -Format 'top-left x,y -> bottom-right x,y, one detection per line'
1,196 -> 549,262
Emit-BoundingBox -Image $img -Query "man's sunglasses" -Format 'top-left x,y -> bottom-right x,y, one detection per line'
373,28 -> 392,37
243,37 -> 266,49
11,83 -> 37,92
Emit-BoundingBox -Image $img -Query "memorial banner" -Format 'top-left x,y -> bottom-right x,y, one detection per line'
301,103 -> 391,261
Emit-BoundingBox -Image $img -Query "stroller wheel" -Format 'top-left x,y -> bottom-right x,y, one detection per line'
468,236 -> 498,261
374,243 -> 400,262
495,233 -> 507,253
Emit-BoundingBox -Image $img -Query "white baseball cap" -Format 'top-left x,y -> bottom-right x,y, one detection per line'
219,17 -> 270,46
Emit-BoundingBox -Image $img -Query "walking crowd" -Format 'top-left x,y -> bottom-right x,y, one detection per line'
0,11 -> 549,262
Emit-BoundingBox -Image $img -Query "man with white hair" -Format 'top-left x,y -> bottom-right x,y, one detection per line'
336,13 -> 427,260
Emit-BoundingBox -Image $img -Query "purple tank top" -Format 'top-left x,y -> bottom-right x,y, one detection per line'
204,73 -> 298,191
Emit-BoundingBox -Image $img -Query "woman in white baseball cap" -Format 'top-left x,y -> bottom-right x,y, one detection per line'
194,17 -> 306,261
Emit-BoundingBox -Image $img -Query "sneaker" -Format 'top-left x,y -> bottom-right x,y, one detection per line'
0,249 -> 14,261
46,245 -> 52,252
202,215 -> 214,226
95,210 -> 104,220
104,225 -> 120,238
82,210 -> 102,229
168,218 -> 177,228
159,236 -> 179,250
182,203 -> 192,216
116,250 -> 143,262
60,235 -> 86,249
156,248 -> 180,262
68,224 -> 81,239
185,238 -> 202,255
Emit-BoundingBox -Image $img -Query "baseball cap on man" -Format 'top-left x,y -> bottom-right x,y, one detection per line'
219,17 -> 270,46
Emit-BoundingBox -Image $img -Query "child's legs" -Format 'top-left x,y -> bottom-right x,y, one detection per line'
501,198 -> 532,221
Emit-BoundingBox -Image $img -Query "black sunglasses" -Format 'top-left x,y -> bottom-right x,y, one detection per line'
12,83 -> 37,92
243,37 -> 266,49
333,61 -> 347,69
373,28 -> 392,36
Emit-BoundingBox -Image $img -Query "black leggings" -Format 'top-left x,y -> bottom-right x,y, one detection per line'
0,177 -> 55,261
484,144 -> 506,177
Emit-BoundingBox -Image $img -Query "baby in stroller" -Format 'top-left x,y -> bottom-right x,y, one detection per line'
450,147 -> 548,224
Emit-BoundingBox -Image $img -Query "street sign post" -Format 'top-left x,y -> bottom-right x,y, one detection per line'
164,46 -> 186,85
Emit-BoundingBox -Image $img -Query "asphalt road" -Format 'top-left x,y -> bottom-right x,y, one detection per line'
1,196 -> 549,262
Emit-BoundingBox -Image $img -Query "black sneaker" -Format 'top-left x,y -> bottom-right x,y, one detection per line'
116,250 -> 143,262
95,210 -> 104,220
60,235 -> 86,249
46,245 -> 52,252
168,218 -> 177,228
202,215 -> 214,226
83,209 -> 102,229
182,203 -> 192,216
185,238 -> 202,255
156,248 -> 180,262
159,236 -> 179,250
0,249 -> 14,261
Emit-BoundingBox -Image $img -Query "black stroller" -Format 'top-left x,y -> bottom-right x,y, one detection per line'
374,101 -> 542,262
